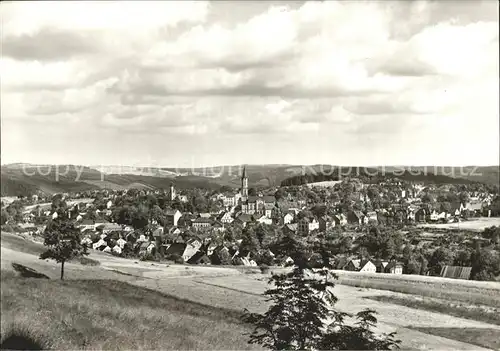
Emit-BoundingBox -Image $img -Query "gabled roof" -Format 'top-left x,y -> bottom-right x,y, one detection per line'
359,259 -> 374,269
166,209 -> 181,216
213,221 -> 224,227
350,210 -> 363,219
374,260 -> 389,268
236,214 -> 253,222
284,223 -> 298,232
349,259 -> 361,269
194,217 -> 213,224
385,261 -> 403,271
139,241 -> 151,250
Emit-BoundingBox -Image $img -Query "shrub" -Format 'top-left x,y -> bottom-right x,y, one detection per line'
259,264 -> 270,274
139,252 -> 155,261
1,324 -> 52,350
1,224 -> 14,232
166,253 -> 184,264
77,256 -> 100,266
232,257 -> 244,266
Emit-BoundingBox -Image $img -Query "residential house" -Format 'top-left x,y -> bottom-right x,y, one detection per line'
318,215 -> 334,232
344,259 -> 377,273
309,217 -> 319,231
139,242 -> 156,255
287,208 -> 301,216
165,210 -> 182,227
450,202 -> 465,217
297,217 -> 319,236
254,214 -> 273,225
212,221 -> 226,232
187,251 -> 211,265
192,218 -> 213,229
437,211 -> 450,221
407,207 -> 416,221
465,202 -> 483,216
283,212 -> 294,224
333,214 -> 347,227
235,213 -> 253,228
282,223 -> 298,235
92,239 -> 107,250
164,243 -> 186,257
374,260 -> 388,273
22,213 -> 34,223
221,193 -> 241,207
152,227 -> 164,240
297,218 -> 309,236
440,265 -> 472,280
210,245 -> 231,265
178,195 -> 189,203
347,210 -> 364,225
79,219 -> 96,231
429,210 -> 439,222
116,237 -> 127,249
112,245 -> 122,255
199,213 -> 211,219
385,261 -> 403,274
217,211 -> 233,224
366,211 -> 378,223
415,208 -> 427,222
81,236 -> 93,247
183,239 -> 203,262
100,222 -> 122,233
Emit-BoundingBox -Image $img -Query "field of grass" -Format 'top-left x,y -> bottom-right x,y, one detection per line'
412,327 -> 500,350
418,217 -> 500,232
1,232 -> 100,267
0,273 -> 259,350
333,270 -> 500,308
364,295 -> 500,325
1,232 -> 45,256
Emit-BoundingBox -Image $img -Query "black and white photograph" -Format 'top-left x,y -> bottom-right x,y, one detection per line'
1,1 -> 499,350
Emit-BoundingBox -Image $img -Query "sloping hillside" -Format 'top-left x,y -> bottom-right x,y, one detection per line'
1,164 -> 236,196
380,166 -> 499,186
2,163 -> 496,196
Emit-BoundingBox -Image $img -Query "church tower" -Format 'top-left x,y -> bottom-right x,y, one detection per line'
241,166 -> 248,201
169,183 -> 176,201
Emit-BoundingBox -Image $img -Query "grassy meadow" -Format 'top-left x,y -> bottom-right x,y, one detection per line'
364,295 -> 500,325
333,271 -> 500,308
0,272 -> 259,350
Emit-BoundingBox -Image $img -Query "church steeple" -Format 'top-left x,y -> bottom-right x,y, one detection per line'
169,183 -> 176,201
241,165 -> 248,200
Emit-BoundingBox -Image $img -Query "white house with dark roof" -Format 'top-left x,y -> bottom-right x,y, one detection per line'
165,209 -> 182,227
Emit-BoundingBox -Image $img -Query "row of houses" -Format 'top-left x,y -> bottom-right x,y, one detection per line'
340,258 -> 404,274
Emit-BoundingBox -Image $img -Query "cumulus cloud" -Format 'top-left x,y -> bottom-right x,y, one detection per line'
1,0 -> 498,166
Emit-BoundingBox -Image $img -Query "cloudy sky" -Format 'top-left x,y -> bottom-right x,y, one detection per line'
1,1 -> 498,167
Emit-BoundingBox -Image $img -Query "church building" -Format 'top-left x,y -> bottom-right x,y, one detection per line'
240,166 -> 275,216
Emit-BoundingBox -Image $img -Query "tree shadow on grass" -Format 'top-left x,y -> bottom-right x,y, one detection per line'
1,329 -> 50,350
